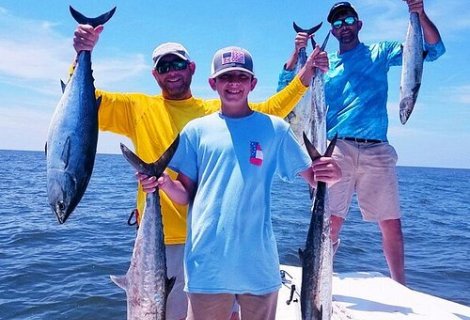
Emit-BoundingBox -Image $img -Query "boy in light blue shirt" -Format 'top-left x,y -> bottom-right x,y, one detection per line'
139,46 -> 341,320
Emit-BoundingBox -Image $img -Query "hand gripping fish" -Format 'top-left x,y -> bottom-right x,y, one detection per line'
285,24 -> 330,150
46,6 -> 116,223
399,12 -> 424,125
112,136 -> 179,320
299,134 -> 337,320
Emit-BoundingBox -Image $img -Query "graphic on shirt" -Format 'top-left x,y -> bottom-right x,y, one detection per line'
222,50 -> 245,65
249,141 -> 263,166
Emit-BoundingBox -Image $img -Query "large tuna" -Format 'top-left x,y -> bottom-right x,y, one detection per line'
299,135 -> 337,320
399,12 -> 424,125
111,137 -> 179,320
46,6 -> 116,223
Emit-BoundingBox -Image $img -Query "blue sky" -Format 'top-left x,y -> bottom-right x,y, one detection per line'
0,0 -> 468,169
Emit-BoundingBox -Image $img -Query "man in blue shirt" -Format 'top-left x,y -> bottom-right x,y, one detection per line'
278,0 -> 445,285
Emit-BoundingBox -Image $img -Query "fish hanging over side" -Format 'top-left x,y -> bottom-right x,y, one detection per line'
399,12 -> 424,125
46,6 -> 116,223
111,136 -> 179,320
299,134 -> 337,320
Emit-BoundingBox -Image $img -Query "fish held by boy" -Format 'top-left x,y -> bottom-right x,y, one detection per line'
45,6 -> 116,223
299,134 -> 337,320
111,136 -> 178,320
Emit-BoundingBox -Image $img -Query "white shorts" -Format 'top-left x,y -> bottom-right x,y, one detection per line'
329,139 -> 401,221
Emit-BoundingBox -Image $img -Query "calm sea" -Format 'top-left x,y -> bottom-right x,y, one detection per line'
0,149 -> 469,319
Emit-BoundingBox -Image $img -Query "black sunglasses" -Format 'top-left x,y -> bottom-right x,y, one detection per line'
156,59 -> 189,74
332,16 -> 357,29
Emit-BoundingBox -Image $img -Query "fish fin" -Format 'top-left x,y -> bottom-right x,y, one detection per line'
302,132 -> 321,161
110,275 -> 127,290
44,142 -> 47,156
324,134 -> 338,157
167,276 -> 176,296
96,96 -> 102,110
293,22 -> 323,49
120,135 -> 180,177
292,22 -> 322,36
152,135 -> 180,177
61,137 -> 71,168
298,248 -> 304,263
60,80 -> 66,93
69,6 -> 116,28
320,31 -> 331,51
120,143 -> 154,175
308,185 -> 315,200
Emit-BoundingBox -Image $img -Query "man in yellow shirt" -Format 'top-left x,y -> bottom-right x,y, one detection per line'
73,23 -> 328,320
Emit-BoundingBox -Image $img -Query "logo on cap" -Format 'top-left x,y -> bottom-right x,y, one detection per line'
222,50 -> 246,65
211,46 -> 254,78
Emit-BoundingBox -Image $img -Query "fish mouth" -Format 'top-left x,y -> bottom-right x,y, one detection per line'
53,200 -> 70,224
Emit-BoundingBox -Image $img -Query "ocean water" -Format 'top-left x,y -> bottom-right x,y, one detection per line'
0,149 -> 469,319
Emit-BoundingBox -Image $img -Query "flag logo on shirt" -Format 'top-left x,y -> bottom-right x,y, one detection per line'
222,50 -> 245,65
250,141 -> 263,166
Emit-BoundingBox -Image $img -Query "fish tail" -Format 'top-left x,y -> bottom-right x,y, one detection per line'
69,6 -> 116,27
120,135 -> 180,177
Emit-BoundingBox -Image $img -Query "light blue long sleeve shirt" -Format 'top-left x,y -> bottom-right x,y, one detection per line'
277,40 -> 445,141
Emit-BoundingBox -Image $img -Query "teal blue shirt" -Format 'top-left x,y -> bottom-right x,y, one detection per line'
278,40 -> 446,141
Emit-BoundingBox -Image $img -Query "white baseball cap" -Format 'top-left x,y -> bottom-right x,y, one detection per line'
152,42 -> 191,68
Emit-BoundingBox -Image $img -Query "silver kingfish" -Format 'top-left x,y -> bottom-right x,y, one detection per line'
399,12 -> 424,125
111,136 -> 179,320
299,134 -> 337,320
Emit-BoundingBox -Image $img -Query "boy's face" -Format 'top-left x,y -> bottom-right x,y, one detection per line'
209,71 -> 257,106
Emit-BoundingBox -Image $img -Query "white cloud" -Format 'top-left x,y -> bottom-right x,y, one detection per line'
0,8 -> 151,153
0,7 -> 149,96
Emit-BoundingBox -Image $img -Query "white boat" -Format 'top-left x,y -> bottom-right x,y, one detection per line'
276,264 -> 470,320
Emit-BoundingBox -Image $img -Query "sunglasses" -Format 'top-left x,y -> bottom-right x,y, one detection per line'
332,16 -> 357,29
155,59 -> 189,74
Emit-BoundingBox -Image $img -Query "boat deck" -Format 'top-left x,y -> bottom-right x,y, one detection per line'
277,264 -> 470,320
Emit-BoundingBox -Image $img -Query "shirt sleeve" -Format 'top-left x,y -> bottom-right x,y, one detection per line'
276,127 -> 311,182
276,67 -> 297,92
169,126 -> 198,183
386,41 -> 404,67
249,75 -> 307,119
96,89 -> 137,138
424,39 -> 446,62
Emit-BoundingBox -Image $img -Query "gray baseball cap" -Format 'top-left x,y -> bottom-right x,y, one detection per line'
210,46 -> 255,78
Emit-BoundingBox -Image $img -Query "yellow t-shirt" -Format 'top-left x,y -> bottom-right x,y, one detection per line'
96,75 -> 307,244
